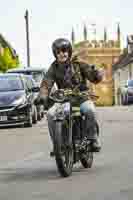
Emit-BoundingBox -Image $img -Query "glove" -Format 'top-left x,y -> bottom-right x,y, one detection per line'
93,70 -> 103,83
90,64 -> 96,71
90,65 -> 103,84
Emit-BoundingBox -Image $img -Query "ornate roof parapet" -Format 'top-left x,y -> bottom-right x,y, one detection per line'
74,39 -> 121,49
101,40 -> 106,48
107,40 -> 115,48
74,34 -> 122,49
72,24 -> 122,49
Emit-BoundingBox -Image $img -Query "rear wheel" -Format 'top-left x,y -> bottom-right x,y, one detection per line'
54,121 -> 73,177
80,120 -> 98,168
80,151 -> 93,168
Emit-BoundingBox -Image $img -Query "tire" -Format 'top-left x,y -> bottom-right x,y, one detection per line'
40,105 -> 44,118
32,105 -> 38,124
80,120 -> 98,168
36,105 -> 42,121
37,113 -> 41,121
121,94 -> 124,105
41,111 -> 44,118
121,94 -> 128,105
80,151 -> 93,168
54,121 -> 73,177
95,121 -> 99,136
24,109 -> 32,127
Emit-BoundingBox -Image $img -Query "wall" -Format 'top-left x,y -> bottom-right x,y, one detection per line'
73,44 -> 121,106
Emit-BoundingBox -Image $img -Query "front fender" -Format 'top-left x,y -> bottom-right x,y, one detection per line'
53,102 -> 70,121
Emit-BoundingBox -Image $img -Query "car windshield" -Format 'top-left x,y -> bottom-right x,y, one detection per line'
0,76 -> 23,92
8,70 -> 44,84
128,80 -> 133,87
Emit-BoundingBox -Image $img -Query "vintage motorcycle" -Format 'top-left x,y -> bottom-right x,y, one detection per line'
49,88 -> 99,177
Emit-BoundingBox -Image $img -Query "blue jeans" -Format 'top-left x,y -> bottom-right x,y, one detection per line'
47,100 -> 97,143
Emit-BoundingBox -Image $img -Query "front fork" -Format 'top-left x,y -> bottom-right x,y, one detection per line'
80,115 -> 87,139
68,113 -> 73,147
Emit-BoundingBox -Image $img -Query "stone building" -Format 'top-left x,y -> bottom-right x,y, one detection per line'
71,24 -> 122,106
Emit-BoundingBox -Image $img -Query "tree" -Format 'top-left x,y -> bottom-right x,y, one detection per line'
0,47 -> 20,72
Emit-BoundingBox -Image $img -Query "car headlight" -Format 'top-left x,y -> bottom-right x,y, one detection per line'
12,96 -> 26,106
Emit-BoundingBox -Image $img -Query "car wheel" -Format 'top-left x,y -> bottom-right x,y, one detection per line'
122,94 -> 128,105
40,105 -> 44,118
32,105 -> 38,124
121,94 -> 124,105
36,105 -> 42,121
24,109 -> 33,127
37,112 -> 42,121
41,111 -> 44,118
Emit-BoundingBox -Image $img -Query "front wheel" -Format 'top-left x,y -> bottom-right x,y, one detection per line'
54,121 -> 73,177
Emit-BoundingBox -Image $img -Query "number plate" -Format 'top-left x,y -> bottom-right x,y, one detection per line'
0,115 -> 7,121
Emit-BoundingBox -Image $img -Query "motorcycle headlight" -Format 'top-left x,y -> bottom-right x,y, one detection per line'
12,96 -> 26,106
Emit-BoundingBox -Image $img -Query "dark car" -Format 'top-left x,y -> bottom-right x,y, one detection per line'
7,67 -> 46,116
120,79 -> 133,105
0,73 -> 39,127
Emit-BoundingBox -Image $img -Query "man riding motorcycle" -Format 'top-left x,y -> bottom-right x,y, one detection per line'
40,38 -> 103,155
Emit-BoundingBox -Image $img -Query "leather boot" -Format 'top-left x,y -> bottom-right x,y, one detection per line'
50,149 -> 55,157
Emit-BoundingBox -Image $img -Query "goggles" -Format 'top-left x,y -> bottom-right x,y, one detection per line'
56,47 -> 68,55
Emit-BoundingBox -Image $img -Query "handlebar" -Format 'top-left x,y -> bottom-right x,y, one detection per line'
49,89 -> 99,103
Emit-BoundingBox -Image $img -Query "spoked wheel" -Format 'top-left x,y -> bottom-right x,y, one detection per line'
54,121 -> 73,177
80,151 -> 93,168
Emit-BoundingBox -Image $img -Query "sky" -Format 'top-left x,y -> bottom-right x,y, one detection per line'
0,0 -> 133,69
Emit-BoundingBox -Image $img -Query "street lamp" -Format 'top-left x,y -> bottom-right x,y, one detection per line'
24,9 -> 30,67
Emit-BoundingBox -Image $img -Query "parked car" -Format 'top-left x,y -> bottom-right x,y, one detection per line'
7,67 -> 46,113
0,73 -> 39,127
24,75 -> 44,120
120,79 -> 133,105
7,67 -> 46,87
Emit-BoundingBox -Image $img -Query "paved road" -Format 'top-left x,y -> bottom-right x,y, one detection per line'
0,106 -> 133,200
